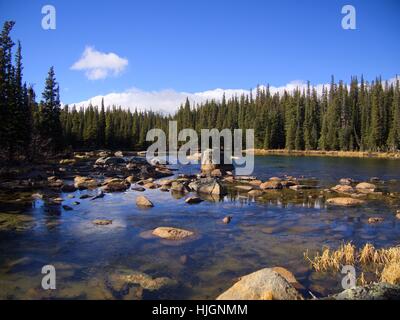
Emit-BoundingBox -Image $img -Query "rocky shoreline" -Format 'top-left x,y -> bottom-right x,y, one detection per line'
246,149 -> 400,159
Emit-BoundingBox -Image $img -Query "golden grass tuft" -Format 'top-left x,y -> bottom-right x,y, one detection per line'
380,261 -> 400,285
305,242 -> 400,284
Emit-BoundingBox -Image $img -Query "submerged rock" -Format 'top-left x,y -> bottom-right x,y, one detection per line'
131,186 -> 145,192
152,227 -> 194,240
248,189 -> 263,197
328,283 -> 400,300
61,184 -> 77,193
0,213 -> 36,231
368,217 -> 384,224
235,185 -> 253,192
108,270 -> 177,292
216,268 -> 303,300
326,197 -> 365,206
136,195 -> 154,208
185,197 -> 203,204
92,219 -> 112,225
222,216 -> 232,224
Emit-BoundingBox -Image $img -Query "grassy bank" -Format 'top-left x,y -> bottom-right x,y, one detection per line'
245,149 -> 400,159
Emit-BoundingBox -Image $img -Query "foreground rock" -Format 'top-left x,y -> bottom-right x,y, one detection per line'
152,227 -> 194,240
216,268 -> 303,300
327,283 -> 400,300
136,196 -> 154,208
189,178 -> 226,195
326,197 -> 365,206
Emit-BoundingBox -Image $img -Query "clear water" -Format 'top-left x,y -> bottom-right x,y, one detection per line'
1,155 -> 400,299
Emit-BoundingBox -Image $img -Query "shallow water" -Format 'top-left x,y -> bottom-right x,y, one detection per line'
1,155 -> 400,299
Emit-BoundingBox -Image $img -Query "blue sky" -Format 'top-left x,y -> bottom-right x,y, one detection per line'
1,0 -> 399,111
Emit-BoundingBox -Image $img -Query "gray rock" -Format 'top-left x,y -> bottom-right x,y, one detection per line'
189,178 -> 226,195
328,283 -> 400,300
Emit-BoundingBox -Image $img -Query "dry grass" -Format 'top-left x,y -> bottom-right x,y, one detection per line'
304,242 -> 400,285
380,262 -> 400,285
304,242 -> 356,272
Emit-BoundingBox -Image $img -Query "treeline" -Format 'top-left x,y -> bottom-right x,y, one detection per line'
174,77 -> 400,152
0,21 -> 64,162
61,75 -> 400,153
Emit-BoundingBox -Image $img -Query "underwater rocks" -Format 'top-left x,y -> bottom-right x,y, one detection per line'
92,219 -> 112,225
136,195 -> 154,208
108,269 -> 177,293
152,227 -> 194,240
131,186 -> 146,192
368,217 -> 384,224
216,268 -> 303,300
327,283 -> 400,300
0,213 -> 36,232
326,197 -> 365,206
235,185 -> 253,192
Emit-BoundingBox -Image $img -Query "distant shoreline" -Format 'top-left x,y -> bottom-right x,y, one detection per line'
245,149 -> 400,159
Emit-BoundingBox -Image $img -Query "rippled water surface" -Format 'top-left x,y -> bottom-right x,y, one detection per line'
1,155 -> 400,299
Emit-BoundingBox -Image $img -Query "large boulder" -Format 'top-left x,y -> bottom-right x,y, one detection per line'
189,178 -> 226,195
216,268 -> 303,300
152,227 -> 194,240
328,283 -> 400,300
326,197 -> 365,206
200,149 -> 234,174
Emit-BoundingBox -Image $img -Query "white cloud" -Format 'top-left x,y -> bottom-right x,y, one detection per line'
71,46 -> 128,80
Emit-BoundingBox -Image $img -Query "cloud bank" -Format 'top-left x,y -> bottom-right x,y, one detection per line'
71,46 -> 128,80
68,77 -> 399,114
68,81 -> 328,114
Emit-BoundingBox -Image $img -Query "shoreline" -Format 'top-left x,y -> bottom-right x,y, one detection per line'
245,149 -> 400,159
